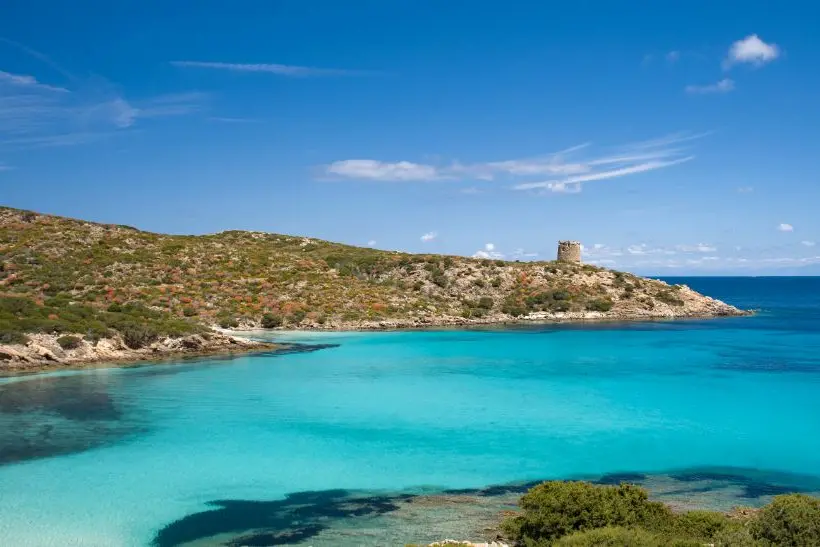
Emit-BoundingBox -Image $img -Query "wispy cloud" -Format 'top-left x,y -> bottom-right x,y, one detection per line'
666,51 -> 680,63
327,159 -> 445,181
0,70 -> 68,93
171,61 -> 369,77
685,78 -> 735,94
0,39 -> 204,155
676,243 -> 717,253
737,186 -> 754,193
323,132 -> 705,194
724,34 -> 780,69
460,186 -> 484,195
420,231 -> 438,242
0,83 -> 203,149
778,223 -> 794,232
801,241 -> 815,247
366,240 -> 377,247
207,116 -> 260,124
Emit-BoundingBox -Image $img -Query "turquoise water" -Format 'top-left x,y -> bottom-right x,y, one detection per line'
1,277 -> 820,546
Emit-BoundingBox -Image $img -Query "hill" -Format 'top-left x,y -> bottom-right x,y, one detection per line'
0,207 -> 745,368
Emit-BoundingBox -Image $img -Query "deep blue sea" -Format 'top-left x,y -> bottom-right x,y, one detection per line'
1,277 -> 819,546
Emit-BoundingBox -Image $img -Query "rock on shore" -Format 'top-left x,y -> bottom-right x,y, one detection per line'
0,331 -> 276,372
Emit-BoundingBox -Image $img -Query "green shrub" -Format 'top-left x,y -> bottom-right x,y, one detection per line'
182,306 -> 198,317
657,290 -> 684,307
107,302 -> 123,313
667,510 -> 734,542
750,493 -> 820,546
552,289 -> 571,301
711,525 -> 758,546
261,313 -> 283,329
56,335 -> 82,350
501,481 -> 672,544
0,330 -> 29,345
586,298 -> 614,312
477,296 -> 494,310
554,526 -> 698,547
120,323 -> 159,349
218,315 -> 239,329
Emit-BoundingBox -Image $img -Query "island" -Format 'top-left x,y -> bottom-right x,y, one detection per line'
0,206 -> 747,371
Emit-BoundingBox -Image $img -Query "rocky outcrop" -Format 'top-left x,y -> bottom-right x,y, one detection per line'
0,331 -> 277,372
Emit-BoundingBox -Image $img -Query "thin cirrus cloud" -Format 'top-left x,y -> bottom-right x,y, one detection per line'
0,69 -> 68,93
1,41 -> 204,151
685,78 -> 735,94
170,61 -> 370,77
0,76 -> 204,149
322,132 -> 705,194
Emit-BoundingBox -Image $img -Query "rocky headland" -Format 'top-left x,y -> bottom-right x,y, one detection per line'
1,206 -> 748,371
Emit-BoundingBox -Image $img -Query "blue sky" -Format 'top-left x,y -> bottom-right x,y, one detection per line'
2,1 -> 819,275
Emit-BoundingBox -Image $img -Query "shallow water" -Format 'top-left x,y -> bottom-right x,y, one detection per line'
1,277 -> 819,546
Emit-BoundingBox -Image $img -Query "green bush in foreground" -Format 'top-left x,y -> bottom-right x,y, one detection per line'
502,481 -> 820,547
501,481 -> 672,544
554,526 -> 699,547
750,493 -> 820,546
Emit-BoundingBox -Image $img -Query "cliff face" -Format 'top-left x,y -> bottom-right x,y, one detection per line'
0,206 -> 746,343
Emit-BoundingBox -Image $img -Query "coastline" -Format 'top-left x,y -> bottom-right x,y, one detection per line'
0,331 -> 285,375
225,305 -> 752,334
2,306 -> 752,374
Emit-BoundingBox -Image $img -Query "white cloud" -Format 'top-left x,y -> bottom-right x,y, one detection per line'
460,186 -> 484,194
367,240 -> 377,247
725,35 -> 780,68
472,242 -> 507,259
171,61 -> 366,77
325,132 -> 705,194
420,231 -> 438,242
515,156 -> 694,191
801,241 -> 815,247
545,182 -> 582,194
778,223 -> 794,232
685,78 -> 735,94
676,243 -> 717,253
326,160 -> 443,181
0,70 -> 67,93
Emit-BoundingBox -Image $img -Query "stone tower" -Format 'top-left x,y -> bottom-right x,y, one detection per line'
557,241 -> 582,263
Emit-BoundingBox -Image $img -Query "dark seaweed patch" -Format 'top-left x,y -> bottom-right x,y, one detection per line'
667,470 -> 812,499
153,489 -> 413,547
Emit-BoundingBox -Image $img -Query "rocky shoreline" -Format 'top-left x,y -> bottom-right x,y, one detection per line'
228,284 -> 750,332
1,282 -> 749,373
0,331 -> 281,374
